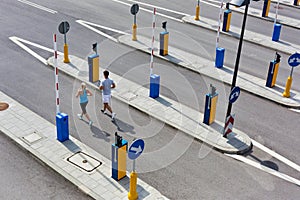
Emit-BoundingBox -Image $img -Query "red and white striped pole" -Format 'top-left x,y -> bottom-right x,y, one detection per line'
150,7 -> 156,75
53,34 -> 60,114
216,0 -> 224,49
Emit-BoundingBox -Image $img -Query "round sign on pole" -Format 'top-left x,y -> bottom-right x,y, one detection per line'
58,21 -> 70,34
128,139 -> 144,160
130,4 -> 139,15
288,53 -> 300,68
229,86 -> 240,104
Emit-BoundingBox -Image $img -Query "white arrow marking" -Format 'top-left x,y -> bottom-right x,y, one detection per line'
18,0 -> 57,14
9,36 -> 63,65
289,58 -> 295,63
131,145 -> 142,154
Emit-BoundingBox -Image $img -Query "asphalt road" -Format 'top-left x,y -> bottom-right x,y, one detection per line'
1,0 -> 300,199
0,132 -> 93,200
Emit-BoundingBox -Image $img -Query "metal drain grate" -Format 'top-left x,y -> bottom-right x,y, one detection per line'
67,151 -> 102,173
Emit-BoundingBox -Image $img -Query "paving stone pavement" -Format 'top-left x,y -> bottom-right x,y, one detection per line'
118,34 -> 300,108
0,91 -> 168,200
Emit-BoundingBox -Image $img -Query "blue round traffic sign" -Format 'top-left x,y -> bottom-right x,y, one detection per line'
229,86 -> 240,104
288,53 -> 300,67
128,139 -> 145,160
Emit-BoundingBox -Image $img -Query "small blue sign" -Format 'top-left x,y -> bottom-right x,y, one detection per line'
288,53 -> 300,67
128,139 -> 145,160
229,86 -> 240,104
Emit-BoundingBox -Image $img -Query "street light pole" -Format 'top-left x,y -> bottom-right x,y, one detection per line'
224,0 -> 250,137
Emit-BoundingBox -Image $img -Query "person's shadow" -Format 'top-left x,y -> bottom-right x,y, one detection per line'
90,125 -> 111,142
111,118 -> 136,135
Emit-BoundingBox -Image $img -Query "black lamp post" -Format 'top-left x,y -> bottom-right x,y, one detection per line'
224,0 -> 252,138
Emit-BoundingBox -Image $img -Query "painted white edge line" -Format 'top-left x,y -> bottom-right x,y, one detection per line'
18,0 -> 57,14
9,36 -> 63,65
111,0 -> 183,22
289,108 -> 300,113
76,20 -> 119,43
225,154 -> 300,186
124,0 -> 190,16
76,20 -> 128,35
252,139 -> 300,172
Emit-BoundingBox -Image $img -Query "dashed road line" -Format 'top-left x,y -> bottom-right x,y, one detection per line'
18,0 -> 57,14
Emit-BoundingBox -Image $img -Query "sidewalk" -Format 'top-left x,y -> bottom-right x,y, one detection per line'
0,91 -> 168,200
47,55 -> 252,154
118,34 -> 300,108
182,15 -> 300,55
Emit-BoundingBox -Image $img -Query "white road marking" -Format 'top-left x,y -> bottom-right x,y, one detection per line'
18,0 -> 57,14
225,154 -> 300,186
252,139 -> 300,172
76,20 -> 128,43
289,108 -> 300,113
124,0 -> 189,16
9,36 -> 63,65
111,0 -> 184,22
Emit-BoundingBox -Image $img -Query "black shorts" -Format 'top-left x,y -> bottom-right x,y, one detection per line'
80,101 -> 88,114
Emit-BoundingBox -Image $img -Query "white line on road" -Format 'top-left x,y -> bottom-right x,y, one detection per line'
9,36 -> 63,65
124,0 -> 189,16
111,0 -> 184,22
225,154 -> 300,186
76,20 -> 128,43
289,108 -> 300,113
252,139 -> 300,172
18,0 -> 57,14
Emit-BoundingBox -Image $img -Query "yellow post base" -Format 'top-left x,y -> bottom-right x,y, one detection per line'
283,76 -> 292,98
128,172 -> 138,200
132,24 -> 137,41
195,5 -> 200,20
64,44 -> 70,63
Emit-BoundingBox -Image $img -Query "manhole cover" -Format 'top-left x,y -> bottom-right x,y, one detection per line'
0,102 -> 9,111
21,131 -> 43,145
67,151 -> 102,173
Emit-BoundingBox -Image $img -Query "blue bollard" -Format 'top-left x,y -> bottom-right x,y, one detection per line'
272,24 -> 282,42
56,113 -> 69,142
215,47 -> 225,68
149,74 -> 160,98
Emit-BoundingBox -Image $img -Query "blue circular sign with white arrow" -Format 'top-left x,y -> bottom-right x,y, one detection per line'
229,86 -> 240,104
288,53 -> 300,67
128,139 -> 145,160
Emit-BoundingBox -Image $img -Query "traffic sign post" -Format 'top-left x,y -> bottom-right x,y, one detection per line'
128,139 -> 144,200
58,21 -> 70,63
283,53 -> 300,97
130,4 -> 139,41
223,86 -> 240,137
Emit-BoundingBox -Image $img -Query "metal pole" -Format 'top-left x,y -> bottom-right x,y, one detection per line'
216,0 -> 225,49
64,22 -> 67,44
133,159 -> 136,172
134,14 -> 136,25
290,67 -> 294,77
274,0 -> 280,25
224,1 -> 249,134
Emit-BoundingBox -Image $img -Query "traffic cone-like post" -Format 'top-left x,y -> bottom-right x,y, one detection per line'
130,4 -> 139,41
63,43 -> 70,63
195,0 -> 200,20
283,75 -> 292,97
128,161 -> 138,200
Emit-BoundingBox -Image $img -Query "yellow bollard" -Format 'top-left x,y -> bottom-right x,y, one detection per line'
63,43 -> 70,63
283,76 -> 292,98
128,171 -> 138,200
132,24 -> 137,41
195,5 -> 200,20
